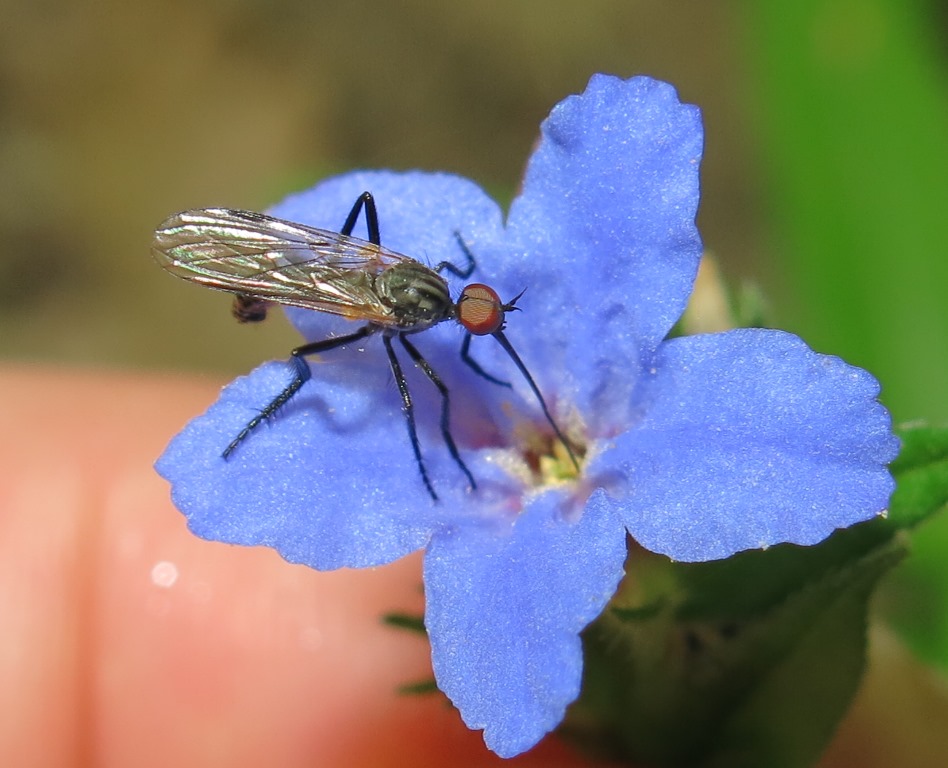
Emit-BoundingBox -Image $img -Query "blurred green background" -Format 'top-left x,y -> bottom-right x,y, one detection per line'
2,0 -> 946,763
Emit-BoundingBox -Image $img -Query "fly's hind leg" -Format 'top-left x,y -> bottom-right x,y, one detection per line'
222,325 -> 376,458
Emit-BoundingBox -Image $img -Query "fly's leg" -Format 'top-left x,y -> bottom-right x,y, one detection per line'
223,325 -> 376,458
222,355 -> 311,459
399,335 -> 476,492
436,232 -> 477,278
459,332 -> 511,388
340,191 -> 381,244
490,329 -> 581,472
383,334 -> 438,501
459,330 -> 580,469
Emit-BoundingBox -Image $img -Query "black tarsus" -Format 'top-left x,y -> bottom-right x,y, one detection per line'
436,232 -> 477,278
399,335 -> 477,492
222,326 -> 376,459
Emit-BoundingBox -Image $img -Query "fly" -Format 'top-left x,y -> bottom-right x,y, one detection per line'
152,191 -> 578,500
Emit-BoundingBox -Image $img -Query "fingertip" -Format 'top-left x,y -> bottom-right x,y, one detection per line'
1,365 -> 594,766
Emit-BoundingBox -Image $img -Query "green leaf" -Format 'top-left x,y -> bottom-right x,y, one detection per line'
888,422 -> 948,528
876,423 -> 948,670
382,612 -> 427,635
564,530 -> 907,767
739,0 -> 948,700
698,544 -> 903,768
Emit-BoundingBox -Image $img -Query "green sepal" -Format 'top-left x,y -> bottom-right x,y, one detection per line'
397,679 -> 440,696
563,522 -> 907,767
382,613 -> 437,696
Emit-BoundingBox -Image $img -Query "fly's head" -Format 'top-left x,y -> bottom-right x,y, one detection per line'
456,284 -> 523,336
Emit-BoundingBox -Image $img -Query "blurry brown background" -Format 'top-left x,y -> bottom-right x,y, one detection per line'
0,1 -> 758,376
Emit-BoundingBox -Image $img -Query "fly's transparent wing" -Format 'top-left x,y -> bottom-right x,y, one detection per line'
152,208 -> 418,324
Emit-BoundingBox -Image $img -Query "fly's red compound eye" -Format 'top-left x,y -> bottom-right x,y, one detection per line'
458,283 -> 504,335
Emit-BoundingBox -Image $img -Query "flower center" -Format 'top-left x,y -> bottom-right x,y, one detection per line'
510,417 -> 585,487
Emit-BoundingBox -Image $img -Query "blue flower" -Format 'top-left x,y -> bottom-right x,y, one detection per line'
156,74 -> 899,757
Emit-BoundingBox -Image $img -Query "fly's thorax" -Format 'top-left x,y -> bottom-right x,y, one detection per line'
376,262 -> 453,330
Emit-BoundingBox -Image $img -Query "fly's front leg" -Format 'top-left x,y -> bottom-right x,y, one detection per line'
436,232 -> 477,278
459,332 -> 511,388
223,325 -> 376,458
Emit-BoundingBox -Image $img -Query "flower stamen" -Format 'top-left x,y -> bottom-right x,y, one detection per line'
512,418 -> 585,487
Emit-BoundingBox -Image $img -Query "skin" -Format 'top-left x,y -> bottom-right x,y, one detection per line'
3,364 -> 940,767
0,365 -> 593,768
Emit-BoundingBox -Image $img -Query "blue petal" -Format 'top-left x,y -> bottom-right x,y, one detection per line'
423,492 -> 627,757
156,361 -> 464,569
590,329 -> 899,562
504,75 -> 704,424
